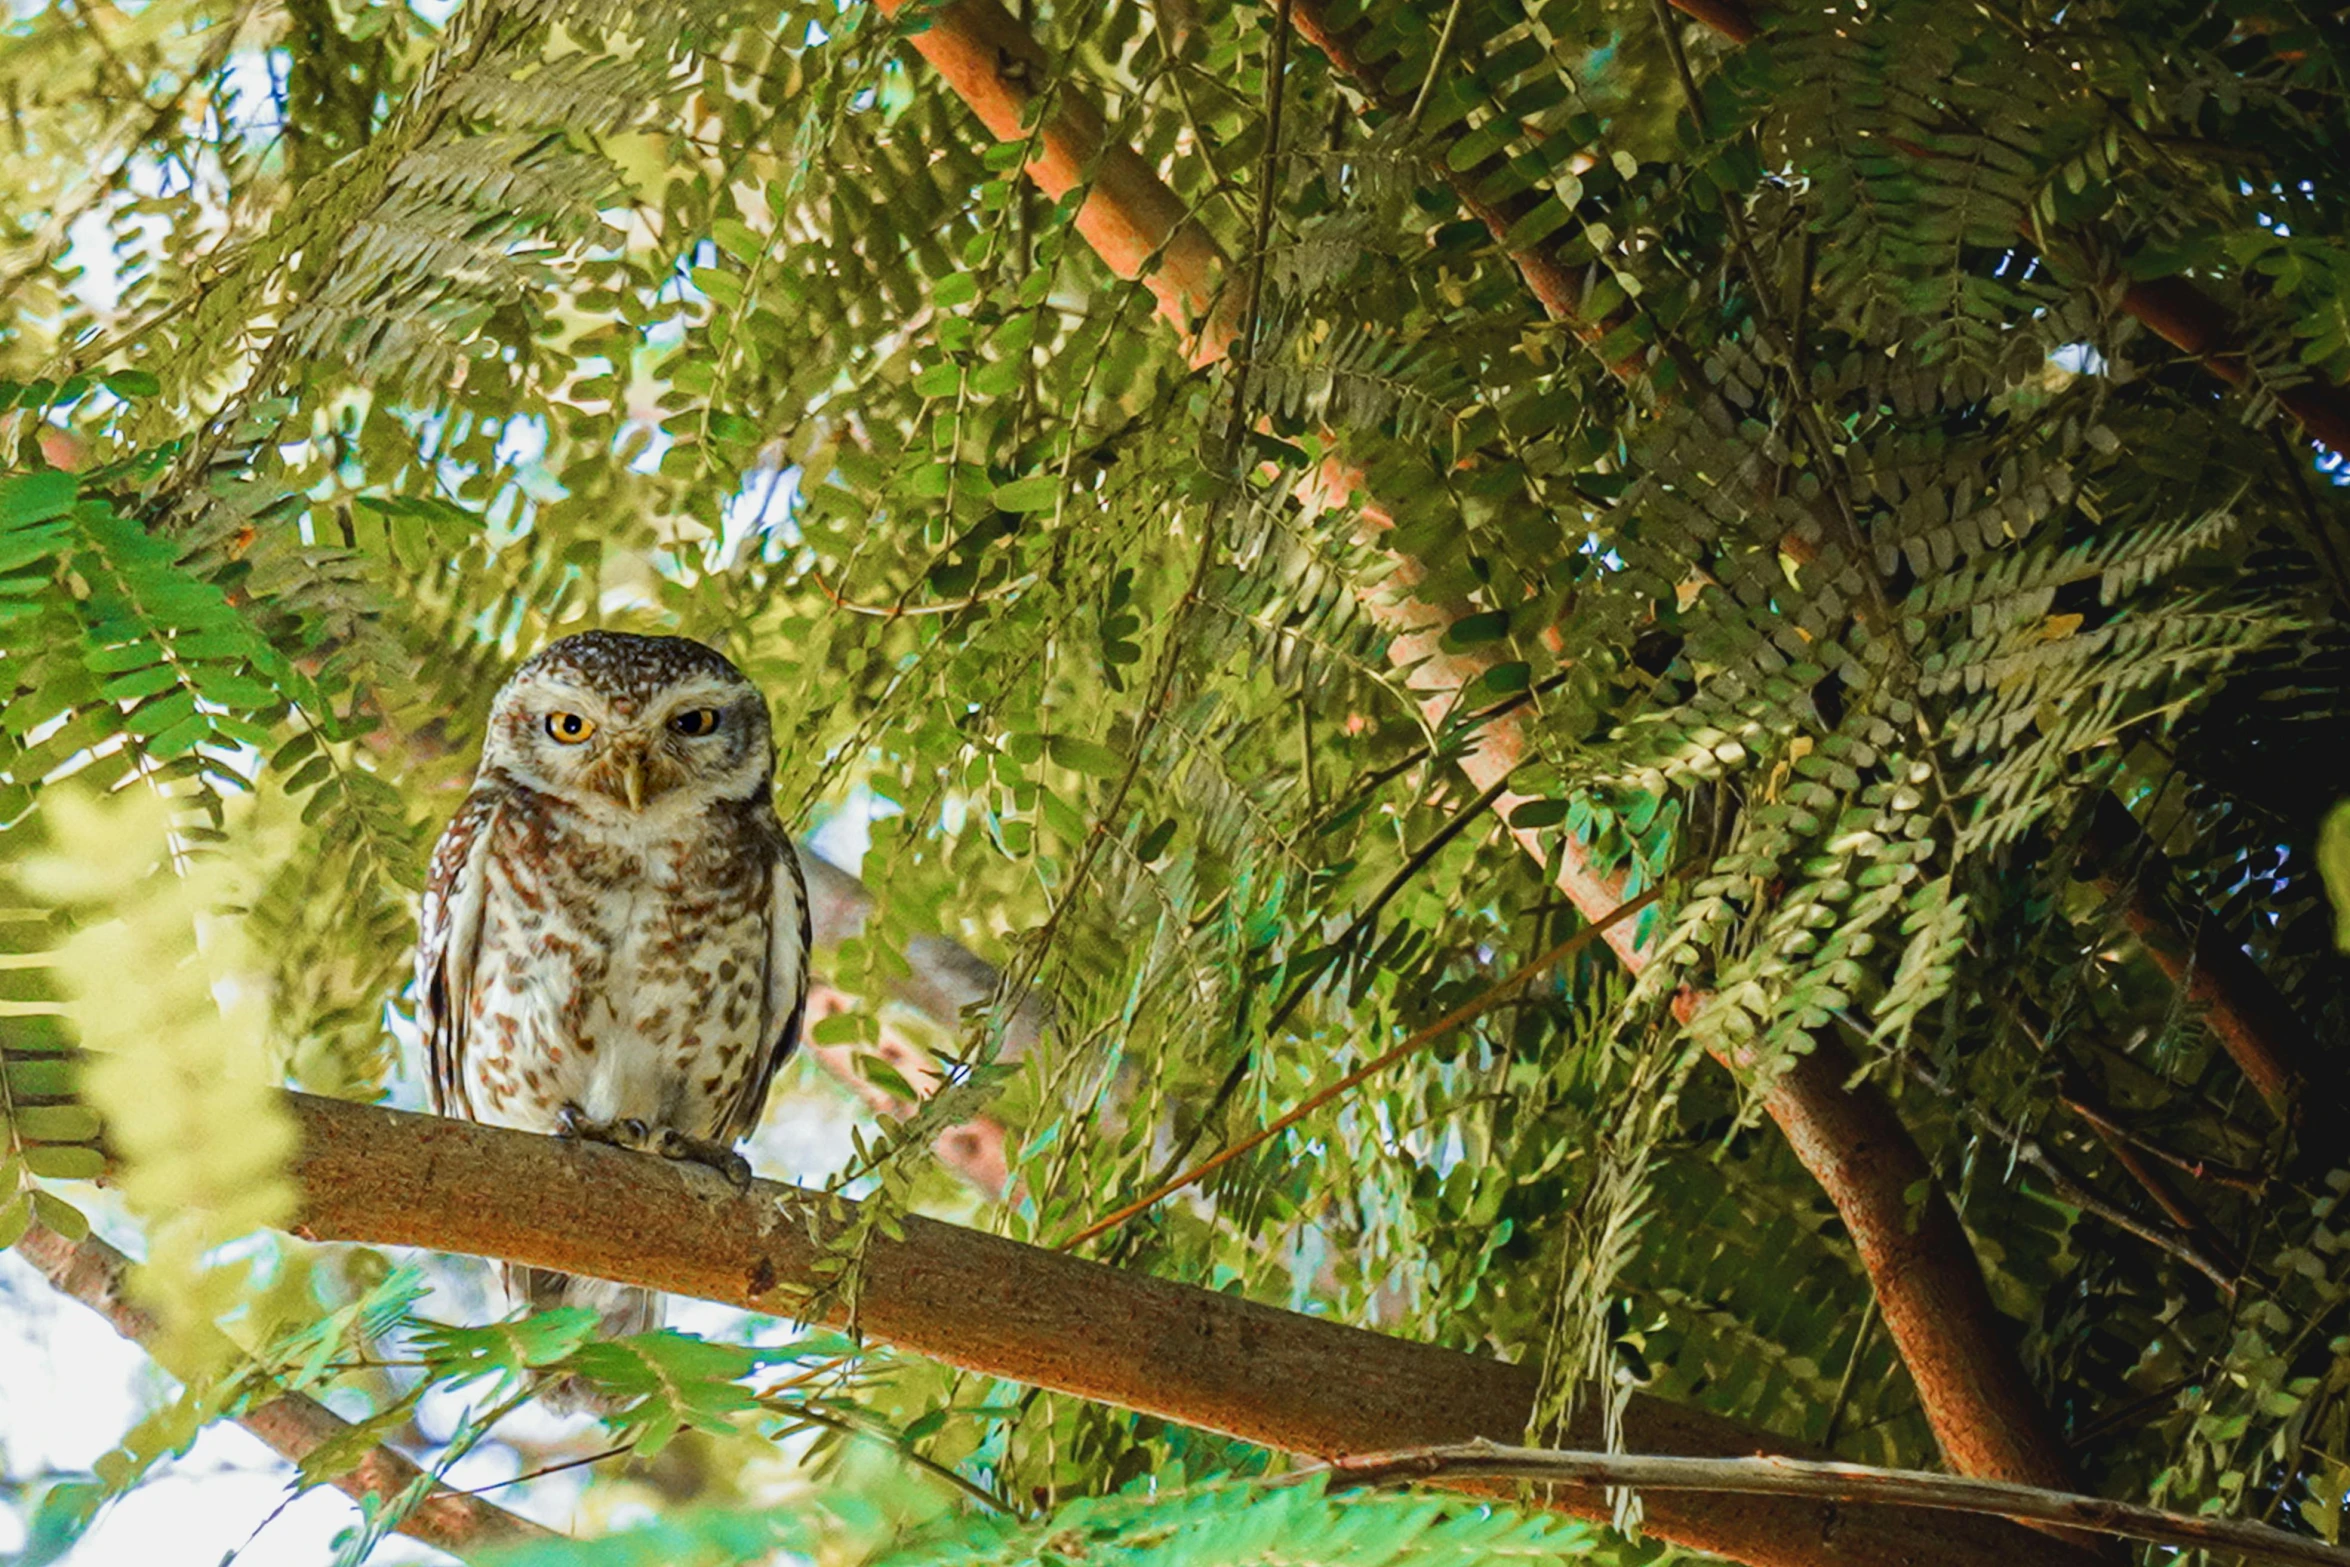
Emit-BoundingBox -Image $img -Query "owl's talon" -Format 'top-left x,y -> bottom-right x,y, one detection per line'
649,1127 -> 754,1188
554,1105 -> 661,1154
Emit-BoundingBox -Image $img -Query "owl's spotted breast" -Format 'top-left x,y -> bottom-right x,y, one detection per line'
456,777 -> 783,1139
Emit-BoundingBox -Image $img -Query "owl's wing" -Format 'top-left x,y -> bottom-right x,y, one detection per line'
721,826 -> 811,1145
416,784 -> 506,1119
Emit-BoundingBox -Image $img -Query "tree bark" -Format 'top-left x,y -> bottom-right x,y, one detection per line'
269,1091 -> 2106,1567
13,1221 -> 557,1561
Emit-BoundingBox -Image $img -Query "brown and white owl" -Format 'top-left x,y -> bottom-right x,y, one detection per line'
414,631 -> 808,1376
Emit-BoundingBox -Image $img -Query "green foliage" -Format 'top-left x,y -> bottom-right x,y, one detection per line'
11,787 -> 297,1370
487,1473 -> 1601,1567
2,0 -> 2348,1556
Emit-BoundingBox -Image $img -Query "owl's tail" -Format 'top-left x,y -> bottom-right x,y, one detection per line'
504,1264 -> 661,1416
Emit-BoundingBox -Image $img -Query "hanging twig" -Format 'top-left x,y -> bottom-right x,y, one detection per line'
1305,1441 -> 2350,1567
1060,871 -> 1679,1248
1902,1058 -> 2240,1295
1161,769 -> 1522,1178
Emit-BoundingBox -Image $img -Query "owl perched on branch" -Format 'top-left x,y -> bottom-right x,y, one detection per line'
415,632 -> 808,1384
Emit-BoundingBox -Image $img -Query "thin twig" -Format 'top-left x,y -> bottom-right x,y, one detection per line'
1406,0 -> 1468,124
1902,1058 -> 2239,1294
1304,671 -> 1574,838
1820,1293 -> 1878,1450
2266,422 -> 2350,612
985,0 -> 1296,1033
761,1397 -> 1018,1514
1061,871 -> 1679,1248
1304,1441 -> 2350,1567
1169,769 -> 1518,1168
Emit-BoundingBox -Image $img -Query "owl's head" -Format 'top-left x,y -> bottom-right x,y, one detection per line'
480,632 -> 772,814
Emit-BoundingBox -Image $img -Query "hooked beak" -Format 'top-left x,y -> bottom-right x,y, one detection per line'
619,751 -> 646,812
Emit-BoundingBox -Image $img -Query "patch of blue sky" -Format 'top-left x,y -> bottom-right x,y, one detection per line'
625,421 -> 673,476
719,464 -> 804,566
805,783 -> 903,877
2051,342 -> 2105,375
220,47 -> 287,144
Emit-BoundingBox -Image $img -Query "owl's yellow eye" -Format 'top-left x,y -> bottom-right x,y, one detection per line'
545,712 -> 597,745
668,708 -> 722,738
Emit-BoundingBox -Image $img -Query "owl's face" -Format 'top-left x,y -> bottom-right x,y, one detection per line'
480,632 -> 772,816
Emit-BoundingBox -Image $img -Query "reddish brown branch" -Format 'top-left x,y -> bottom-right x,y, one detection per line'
1754,1038 -> 2076,1487
871,0 -> 1236,364
1280,97 -> 2086,1507
2122,278 -> 2350,455
272,1093 -> 2106,1567
13,1221 -> 557,1560
1668,0 -> 1762,44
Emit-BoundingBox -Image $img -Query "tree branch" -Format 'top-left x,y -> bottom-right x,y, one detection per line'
1311,1443 -> 2349,1567
2081,793 -> 2338,1126
12,1220 -> 558,1561
262,1092 -> 2103,1567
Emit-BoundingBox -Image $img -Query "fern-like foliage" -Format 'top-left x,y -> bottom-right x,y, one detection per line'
2,0 -> 2347,1554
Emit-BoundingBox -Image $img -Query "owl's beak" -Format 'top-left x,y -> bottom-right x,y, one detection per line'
619,752 -> 646,812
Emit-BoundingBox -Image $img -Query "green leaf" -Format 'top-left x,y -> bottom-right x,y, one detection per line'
1440,610 -> 1510,649
857,1051 -> 920,1103
23,1144 -> 103,1181
1046,734 -> 1123,777
991,475 -> 1059,511
9,1104 -> 101,1143
101,370 -> 162,399
29,1189 -> 88,1240
2321,801 -> 2350,952
0,470 -> 76,530
294,1385 -> 429,1489
412,1309 -> 603,1383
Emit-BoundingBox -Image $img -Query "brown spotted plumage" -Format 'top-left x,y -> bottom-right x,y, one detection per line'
415,632 -> 808,1393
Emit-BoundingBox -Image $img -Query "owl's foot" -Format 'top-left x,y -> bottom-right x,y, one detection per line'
554,1104 -> 752,1188
554,1103 -> 656,1151
650,1127 -> 755,1190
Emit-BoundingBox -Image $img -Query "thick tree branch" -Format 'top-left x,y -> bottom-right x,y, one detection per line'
13,1220 -> 557,1561
872,0 -> 2081,1501
870,0 -> 1237,364
1313,1443 -> 2349,1567
269,1092 -> 2105,1567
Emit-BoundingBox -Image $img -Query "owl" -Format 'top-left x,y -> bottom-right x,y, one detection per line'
415,631 -> 808,1381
